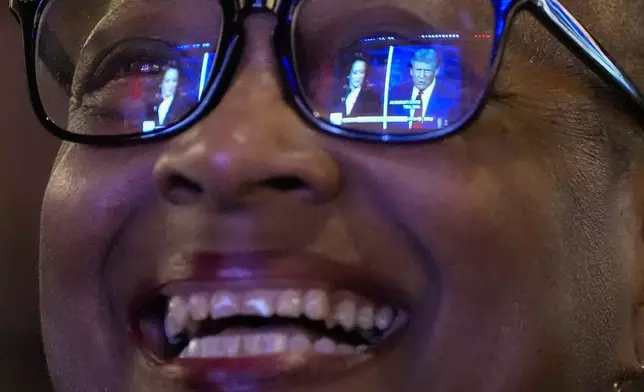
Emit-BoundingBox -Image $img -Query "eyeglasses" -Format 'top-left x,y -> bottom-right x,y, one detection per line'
9,0 -> 644,147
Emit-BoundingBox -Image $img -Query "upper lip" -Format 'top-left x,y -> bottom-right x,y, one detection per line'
129,250 -> 412,386
145,251 -> 411,304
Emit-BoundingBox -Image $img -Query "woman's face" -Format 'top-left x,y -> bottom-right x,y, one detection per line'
161,68 -> 179,99
39,1 -> 644,392
349,60 -> 366,90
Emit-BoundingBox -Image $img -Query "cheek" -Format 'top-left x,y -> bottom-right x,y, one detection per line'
332,129 -> 566,302
41,145 -> 158,290
40,145 -> 158,389
372,145 -> 557,287
325,125 -> 583,386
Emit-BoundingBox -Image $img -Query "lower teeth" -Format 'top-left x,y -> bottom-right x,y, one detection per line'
179,332 -> 368,359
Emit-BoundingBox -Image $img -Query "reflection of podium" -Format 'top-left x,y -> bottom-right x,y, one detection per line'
327,111 -> 448,133
329,113 -> 343,125
142,121 -> 157,133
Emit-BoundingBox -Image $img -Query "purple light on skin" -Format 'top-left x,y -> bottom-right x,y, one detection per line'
218,268 -> 255,279
212,152 -> 232,167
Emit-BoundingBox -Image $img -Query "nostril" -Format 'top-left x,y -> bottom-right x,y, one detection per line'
163,172 -> 204,205
260,176 -> 309,192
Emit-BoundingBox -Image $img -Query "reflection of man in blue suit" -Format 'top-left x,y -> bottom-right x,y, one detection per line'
387,48 -> 458,130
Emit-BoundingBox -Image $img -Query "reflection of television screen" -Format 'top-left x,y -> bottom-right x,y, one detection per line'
176,43 -> 216,102
141,43 -> 216,133
383,44 -> 461,130
325,34 -> 468,134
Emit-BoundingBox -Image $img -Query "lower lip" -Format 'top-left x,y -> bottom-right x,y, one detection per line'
155,351 -> 373,388
138,324 -> 409,388
134,317 -> 411,388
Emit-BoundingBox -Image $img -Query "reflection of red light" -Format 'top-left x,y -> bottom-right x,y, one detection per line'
317,62 -> 332,104
130,76 -> 144,100
474,33 -> 492,39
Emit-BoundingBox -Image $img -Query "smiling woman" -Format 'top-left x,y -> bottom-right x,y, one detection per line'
6,0 -> 644,392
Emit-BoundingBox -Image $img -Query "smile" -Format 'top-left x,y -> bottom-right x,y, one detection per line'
132,253 -> 411,385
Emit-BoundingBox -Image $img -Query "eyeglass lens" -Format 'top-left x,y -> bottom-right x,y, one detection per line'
35,0 -> 495,139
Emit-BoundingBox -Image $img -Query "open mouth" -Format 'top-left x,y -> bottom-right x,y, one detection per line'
134,283 -> 408,381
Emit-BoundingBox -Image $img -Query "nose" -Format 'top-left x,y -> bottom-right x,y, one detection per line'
153,14 -> 340,211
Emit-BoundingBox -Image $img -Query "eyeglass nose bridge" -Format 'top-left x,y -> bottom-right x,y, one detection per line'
188,0 -> 299,125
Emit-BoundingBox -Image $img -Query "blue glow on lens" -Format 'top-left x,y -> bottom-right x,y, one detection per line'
176,43 -> 213,51
281,55 -> 299,91
198,52 -> 211,100
499,0 -> 513,12
495,0 -> 511,37
495,18 -> 505,38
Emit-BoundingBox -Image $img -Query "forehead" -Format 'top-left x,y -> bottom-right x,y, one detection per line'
45,0 -> 633,36
412,61 -> 435,68
51,0 -> 491,38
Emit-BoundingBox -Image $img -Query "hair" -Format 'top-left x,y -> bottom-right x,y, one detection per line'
347,54 -> 370,79
154,64 -> 184,101
344,53 -> 371,91
160,65 -> 180,85
409,48 -> 440,70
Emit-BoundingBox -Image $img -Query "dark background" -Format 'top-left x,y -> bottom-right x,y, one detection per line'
0,8 -> 58,392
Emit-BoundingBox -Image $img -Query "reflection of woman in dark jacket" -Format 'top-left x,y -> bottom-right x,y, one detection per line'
333,56 -> 382,117
146,66 -> 195,127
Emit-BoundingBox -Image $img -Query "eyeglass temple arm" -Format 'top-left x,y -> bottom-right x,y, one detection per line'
528,0 -> 644,112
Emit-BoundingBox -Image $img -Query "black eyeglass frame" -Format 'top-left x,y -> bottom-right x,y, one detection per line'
9,0 -> 644,146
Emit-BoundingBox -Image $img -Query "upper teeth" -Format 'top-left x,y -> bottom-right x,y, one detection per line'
275,289 -> 302,317
334,298 -> 357,331
302,289 -> 329,321
188,293 -> 209,321
211,290 -> 240,319
164,289 -> 397,340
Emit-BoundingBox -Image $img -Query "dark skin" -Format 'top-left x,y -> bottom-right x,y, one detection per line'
39,0 -> 644,391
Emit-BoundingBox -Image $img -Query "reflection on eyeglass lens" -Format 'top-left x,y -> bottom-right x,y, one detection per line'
305,32 -> 491,136
73,41 -> 217,135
